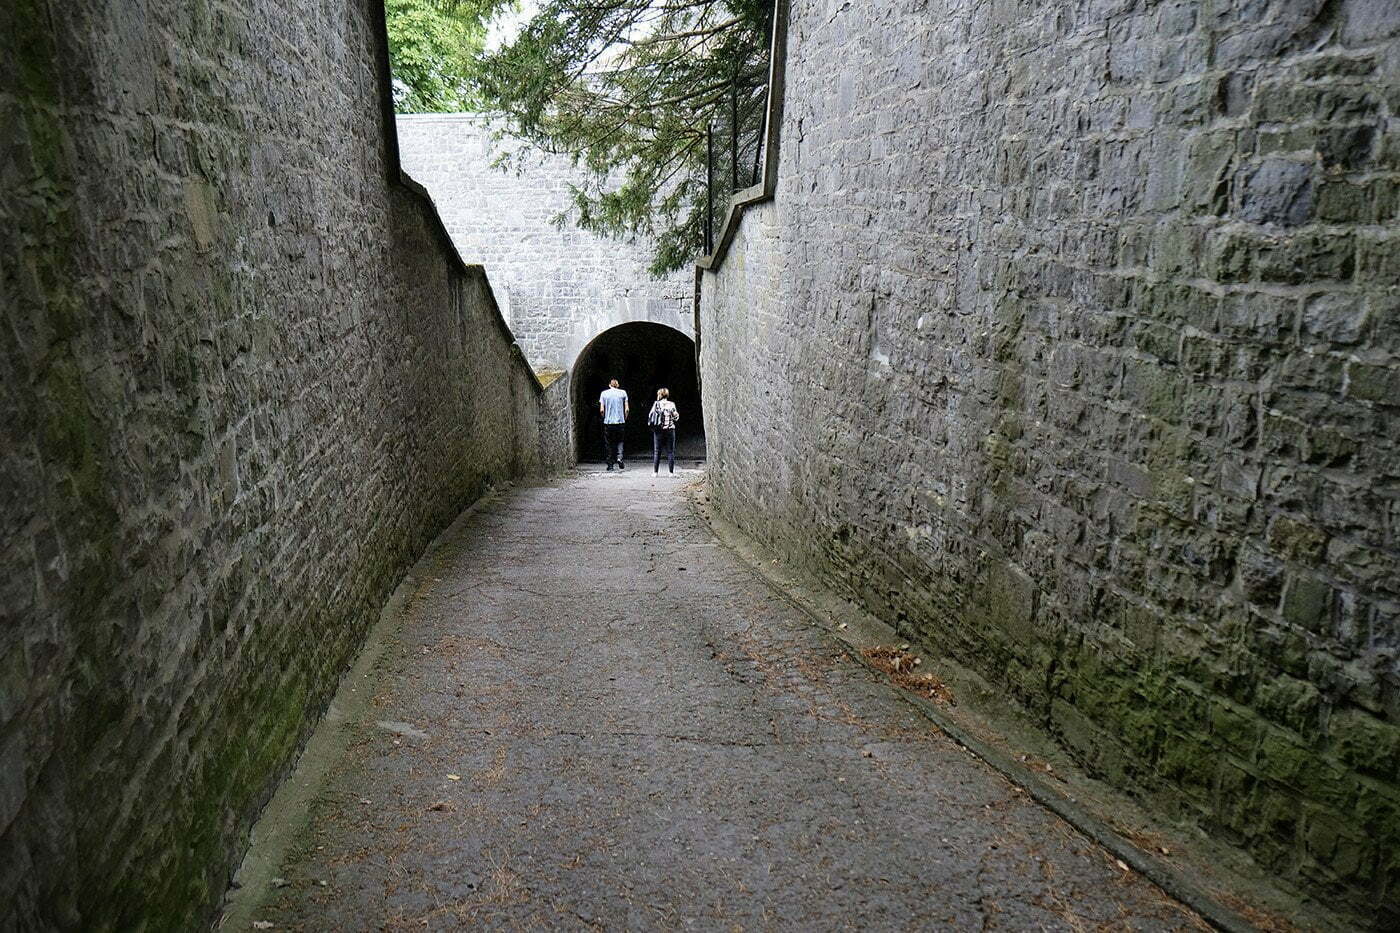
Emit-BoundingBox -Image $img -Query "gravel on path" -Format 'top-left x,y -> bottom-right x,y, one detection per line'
231,466 -> 1205,931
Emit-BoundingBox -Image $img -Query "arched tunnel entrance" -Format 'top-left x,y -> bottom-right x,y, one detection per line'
573,322 -> 706,463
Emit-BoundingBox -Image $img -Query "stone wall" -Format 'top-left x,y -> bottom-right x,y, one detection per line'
0,0 -> 563,928
699,0 -> 1400,918
395,113 -> 694,370
537,372 -> 573,468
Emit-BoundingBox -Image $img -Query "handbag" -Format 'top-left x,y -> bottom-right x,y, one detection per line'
647,403 -> 662,427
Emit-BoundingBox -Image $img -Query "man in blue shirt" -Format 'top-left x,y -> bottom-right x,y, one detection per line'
599,379 -> 630,470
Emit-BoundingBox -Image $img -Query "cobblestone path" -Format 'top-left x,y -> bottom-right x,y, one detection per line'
239,467 -> 1203,931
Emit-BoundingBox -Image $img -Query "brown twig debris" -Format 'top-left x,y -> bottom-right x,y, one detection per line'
861,645 -> 956,705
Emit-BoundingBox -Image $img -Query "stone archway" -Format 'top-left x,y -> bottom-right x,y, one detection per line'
571,322 -> 705,463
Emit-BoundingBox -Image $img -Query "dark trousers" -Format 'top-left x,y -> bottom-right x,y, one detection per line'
652,428 -> 676,472
603,423 -> 626,465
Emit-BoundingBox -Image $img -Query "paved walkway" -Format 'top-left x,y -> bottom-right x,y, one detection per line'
238,467 -> 1203,931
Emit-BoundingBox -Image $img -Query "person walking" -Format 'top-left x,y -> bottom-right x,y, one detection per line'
599,378 -> 629,470
648,388 -> 680,474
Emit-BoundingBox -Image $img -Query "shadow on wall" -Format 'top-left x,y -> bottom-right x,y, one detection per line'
572,322 -> 706,462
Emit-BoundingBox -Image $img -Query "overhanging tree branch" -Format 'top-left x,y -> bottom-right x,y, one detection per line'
470,0 -> 774,274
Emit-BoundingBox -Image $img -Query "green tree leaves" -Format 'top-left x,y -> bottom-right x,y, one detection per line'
385,0 -> 496,113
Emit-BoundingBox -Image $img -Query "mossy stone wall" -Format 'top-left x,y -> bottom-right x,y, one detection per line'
0,0 -> 561,927
700,0 -> 1400,920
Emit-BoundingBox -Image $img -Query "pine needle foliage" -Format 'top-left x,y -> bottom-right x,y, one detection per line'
472,1 -> 773,275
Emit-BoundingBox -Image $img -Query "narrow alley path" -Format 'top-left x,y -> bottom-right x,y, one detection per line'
236,467 -> 1203,931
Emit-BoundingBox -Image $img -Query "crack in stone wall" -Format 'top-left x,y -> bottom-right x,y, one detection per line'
698,0 -> 1400,919
0,0 -> 565,928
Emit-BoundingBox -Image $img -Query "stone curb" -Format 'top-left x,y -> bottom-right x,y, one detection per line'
687,489 -> 1266,933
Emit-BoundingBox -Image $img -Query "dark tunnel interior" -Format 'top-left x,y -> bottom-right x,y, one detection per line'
573,322 -> 706,463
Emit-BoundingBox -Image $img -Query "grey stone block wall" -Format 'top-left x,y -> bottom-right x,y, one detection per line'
700,0 -> 1400,918
1,0 -> 563,927
537,374 -> 573,469
395,114 -> 694,371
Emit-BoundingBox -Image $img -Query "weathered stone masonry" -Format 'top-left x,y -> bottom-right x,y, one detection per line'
700,0 -> 1400,919
1,0 -> 564,928
395,114 -> 694,372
